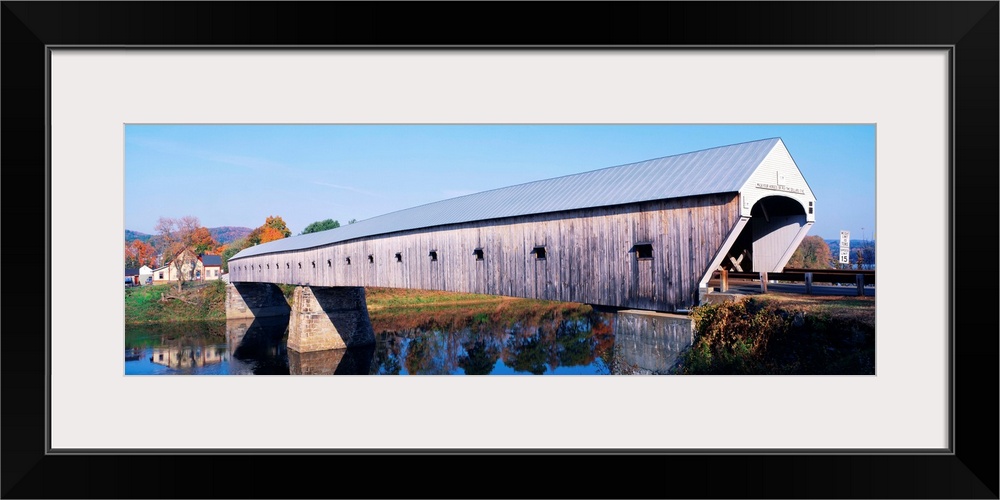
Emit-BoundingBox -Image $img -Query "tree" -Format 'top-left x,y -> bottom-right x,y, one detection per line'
248,215 -> 291,245
189,227 -> 218,254
124,239 -> 158,269
220,238 -> 249,273
256,225 -> 286,244
301,218 -> 340,235
155,215 -> 201,292
786,235 -> 834,269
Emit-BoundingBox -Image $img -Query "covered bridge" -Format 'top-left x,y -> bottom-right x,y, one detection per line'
228,137 -> 816,313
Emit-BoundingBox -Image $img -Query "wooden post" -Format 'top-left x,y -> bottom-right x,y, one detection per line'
760,271 -> 768,293
804,272 -> 813,295
856,274 -> 865,296
720,269 -> 729,293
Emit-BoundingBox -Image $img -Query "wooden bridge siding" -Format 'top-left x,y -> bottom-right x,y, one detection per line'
229,193 -> 740,311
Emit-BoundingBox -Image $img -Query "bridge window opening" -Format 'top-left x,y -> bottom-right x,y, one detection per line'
808,201 -> 814,215
298,262 -> 302,269
395,252 -> 403,263
311,261 -> 316,268
286,263 -> 290,269
632,243 -> 654,260
368,255 -> 374,264
429,250 -> 438,262
531,246 -> 546,260
473,248 -> 484,261
346,257 -> 351,265
631,242 -> 653,260
267,263 -> 270,269
327,259 -> 332,267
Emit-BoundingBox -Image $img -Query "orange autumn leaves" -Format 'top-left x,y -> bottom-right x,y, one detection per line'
247,215 -> 291,245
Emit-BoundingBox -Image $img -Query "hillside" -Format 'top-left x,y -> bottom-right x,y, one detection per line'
209,226 -> 252,244
125,229 -> 153,243
125,226 -> 252,246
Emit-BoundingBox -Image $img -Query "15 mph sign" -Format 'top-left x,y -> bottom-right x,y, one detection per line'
839,230 -> 850,264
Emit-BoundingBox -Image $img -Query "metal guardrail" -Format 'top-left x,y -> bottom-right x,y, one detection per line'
710,268 -> 874,295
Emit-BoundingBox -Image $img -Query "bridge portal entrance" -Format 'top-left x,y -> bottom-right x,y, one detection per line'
718,195 -> 812,274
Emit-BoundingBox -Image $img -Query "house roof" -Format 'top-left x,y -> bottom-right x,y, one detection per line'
125,268 -> 140,276
200,254 -> 222,266
231,138 -> 782,260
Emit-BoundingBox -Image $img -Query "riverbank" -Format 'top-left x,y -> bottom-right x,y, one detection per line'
125,284 -> 876,375
124,281 -> 229,324
678,293 -> 875,374
123,282 -> 590,328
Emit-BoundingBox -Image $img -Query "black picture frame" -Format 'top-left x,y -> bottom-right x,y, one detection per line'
2,2 -> 996,498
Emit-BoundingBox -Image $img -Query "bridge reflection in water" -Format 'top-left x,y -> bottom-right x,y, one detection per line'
609,311 -> 695,375
224,308 -> 694,375
126,308 -> 696,375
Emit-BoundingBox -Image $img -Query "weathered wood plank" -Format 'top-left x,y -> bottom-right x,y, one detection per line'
229,194 -> 741,311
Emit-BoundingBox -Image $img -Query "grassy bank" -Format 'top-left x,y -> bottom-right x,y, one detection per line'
678,293 -> 875,375
124,281 -> 228,324
364,287 -> 591,332
124,282 -> 590,328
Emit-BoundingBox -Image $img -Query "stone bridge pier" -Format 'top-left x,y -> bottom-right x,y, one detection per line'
226,283 -> 376,353
225,282 -> 291,320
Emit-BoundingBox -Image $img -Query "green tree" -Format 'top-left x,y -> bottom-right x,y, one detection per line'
300,218 -> 340,235
786,235 -> 834,269
220,237 -> 249,273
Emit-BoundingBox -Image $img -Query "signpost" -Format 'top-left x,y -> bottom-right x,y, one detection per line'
839,230 -> 851,266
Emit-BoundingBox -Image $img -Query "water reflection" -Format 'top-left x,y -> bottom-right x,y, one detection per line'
124,318 -> 288,375
227,316 -> 290,374
609,311 -> 694,374
125,307 -> 696,375
150,345 -> 227,370
288,346 -> 375,375
372,313 -> 617,375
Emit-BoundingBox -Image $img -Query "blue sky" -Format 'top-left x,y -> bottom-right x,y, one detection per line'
124,124 -> 875,241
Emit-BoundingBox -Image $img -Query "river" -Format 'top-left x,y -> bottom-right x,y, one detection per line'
125,307 -> 695,375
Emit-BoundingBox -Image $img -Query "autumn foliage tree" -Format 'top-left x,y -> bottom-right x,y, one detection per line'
220,216 -> 292,272
124,239 -> 158,269
786,235 -> 835,269
247,215 -> 291,245
189,227 -> 219,254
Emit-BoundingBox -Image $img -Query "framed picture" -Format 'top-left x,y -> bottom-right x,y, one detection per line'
4,2 -> 996,498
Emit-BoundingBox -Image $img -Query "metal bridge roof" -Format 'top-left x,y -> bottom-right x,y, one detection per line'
231,137 -> 781,260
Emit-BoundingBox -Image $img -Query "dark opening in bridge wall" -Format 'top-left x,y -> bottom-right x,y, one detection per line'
474,248 -> 484,261
395,252 -> 402,263
633,243 -> 653,260
327,259 -> 332,267
346,257 -> 351,265
286,263 -> 290,269
298,262 -> 302,269
312,261 -> 316,268
531,246 -> 546,260
429,250 -> 438,262
368,255 -> 374,264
